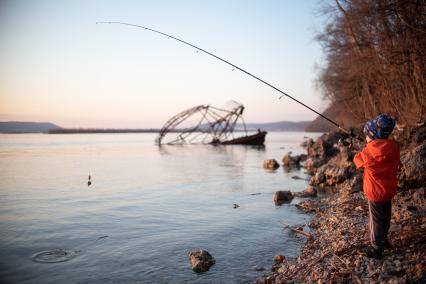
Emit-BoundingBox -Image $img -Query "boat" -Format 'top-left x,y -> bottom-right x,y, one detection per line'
155,101 -> 267,145
219,130 -> 267,145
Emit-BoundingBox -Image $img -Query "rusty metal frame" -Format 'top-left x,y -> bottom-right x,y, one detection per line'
155,102 -> 248,145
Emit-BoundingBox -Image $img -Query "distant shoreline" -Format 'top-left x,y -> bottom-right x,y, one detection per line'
47,128 -> 161,134
1,121 -> 314,133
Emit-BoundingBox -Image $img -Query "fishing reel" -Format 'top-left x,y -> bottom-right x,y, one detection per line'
338,127 -> 364,151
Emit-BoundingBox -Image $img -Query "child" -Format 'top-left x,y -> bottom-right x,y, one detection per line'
354,114 -> 400,259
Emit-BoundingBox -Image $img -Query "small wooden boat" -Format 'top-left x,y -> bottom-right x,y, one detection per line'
220,131 -> 267,145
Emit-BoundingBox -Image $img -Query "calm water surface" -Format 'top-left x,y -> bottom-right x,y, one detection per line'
0,132 -> 319,283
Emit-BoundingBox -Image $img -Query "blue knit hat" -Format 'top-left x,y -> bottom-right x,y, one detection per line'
363,114 -> 396,140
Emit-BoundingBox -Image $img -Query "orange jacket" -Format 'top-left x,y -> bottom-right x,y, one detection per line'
354,139 -> 400,201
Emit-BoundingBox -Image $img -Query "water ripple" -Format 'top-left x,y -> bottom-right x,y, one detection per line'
31,249 -> 79,263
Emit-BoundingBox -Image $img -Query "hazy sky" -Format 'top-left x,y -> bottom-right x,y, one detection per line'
0,0 -> 326,128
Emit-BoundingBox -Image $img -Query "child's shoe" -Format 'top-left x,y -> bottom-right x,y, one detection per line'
363,245 -> 383,259
383,239 -> 391,250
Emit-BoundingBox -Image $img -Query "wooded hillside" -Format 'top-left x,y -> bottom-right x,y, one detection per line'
316,0 -> 426,128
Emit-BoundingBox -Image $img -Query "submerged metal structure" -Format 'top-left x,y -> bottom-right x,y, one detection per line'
155,101 -> 266,145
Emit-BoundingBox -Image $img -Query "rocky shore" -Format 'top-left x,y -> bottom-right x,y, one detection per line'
257,124 -> 426,283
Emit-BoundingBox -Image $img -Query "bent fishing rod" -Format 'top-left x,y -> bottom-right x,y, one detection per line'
96,21 -> 348,133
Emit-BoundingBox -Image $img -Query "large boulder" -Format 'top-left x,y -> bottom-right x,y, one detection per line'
393,123 -> 426,189
398,142 -> 426,189
273,190 -> 294,205
308,144 -> 356,188
188,250 -> 215,273
303,132 -> 352,175
263,159 -> 280,170
339,171 -> 363,196
324,166 -> 349,185
309,164 -> 349,187
306,132 -> 344,161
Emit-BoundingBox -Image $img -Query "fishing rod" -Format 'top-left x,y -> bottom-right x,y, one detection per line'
96,21 -> 348,133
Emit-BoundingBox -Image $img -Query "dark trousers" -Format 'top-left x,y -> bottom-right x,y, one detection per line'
368,200 -> 392,248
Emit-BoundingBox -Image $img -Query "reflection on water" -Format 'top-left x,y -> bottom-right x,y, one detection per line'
0,132 -> 320,283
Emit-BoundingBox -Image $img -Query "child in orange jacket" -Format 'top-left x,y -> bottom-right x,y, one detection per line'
354,114 -> 400,259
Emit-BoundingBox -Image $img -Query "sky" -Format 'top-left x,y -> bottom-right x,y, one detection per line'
0,0 -> 327,128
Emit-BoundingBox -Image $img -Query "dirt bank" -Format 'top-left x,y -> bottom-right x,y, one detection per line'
257,124 -> 426,283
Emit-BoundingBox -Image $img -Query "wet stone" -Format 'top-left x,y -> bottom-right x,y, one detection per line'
188,249 -> 215,273
273,191 -> 294,205
263,159 -> 280,170
273,255 -> 285,263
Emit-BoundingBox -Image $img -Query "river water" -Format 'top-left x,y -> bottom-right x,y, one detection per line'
0,132 -> 319,283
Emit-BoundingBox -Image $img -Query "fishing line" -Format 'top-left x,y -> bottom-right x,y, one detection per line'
96,21 -> 347,132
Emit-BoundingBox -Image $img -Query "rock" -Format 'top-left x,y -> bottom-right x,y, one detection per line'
294,186 -> 317,198
295,200 -> 317,212
282,152 -> 307,169
307,144 -> 356,189
299,154 -> 308,162
306,132 -> 343,160
414,263 -> 423,279
324,166 -> 348,185
301,138 -> 314,148
303,131 -> 357,177
398,142 -> 426,188
389,224 -> 402,232
282,154 -> 292,167
188,250 -> 215,273
394,122 -> 426,149
304,158 -> 322,175
274,191 -> 294,205
291,175 -> 308,181
310,170 -> 325,185
349,172 -> 363,193
233,204 -> 240,208
412,187 -> 426,205
273,255 -> 285,263
394,260 -> 401,268
263,159 -> 280,170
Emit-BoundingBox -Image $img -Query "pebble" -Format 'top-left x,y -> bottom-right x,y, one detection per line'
395,260 -> 401,267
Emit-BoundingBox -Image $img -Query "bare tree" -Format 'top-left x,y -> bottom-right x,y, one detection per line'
316,0 -> 426,127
